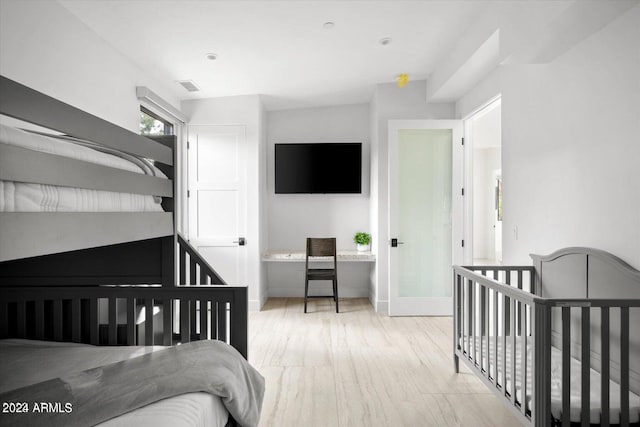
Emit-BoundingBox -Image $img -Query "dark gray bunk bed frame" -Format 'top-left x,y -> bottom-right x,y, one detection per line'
0,76 -> 247,358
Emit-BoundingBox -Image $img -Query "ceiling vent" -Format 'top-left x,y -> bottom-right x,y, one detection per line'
178,80 -> 200,92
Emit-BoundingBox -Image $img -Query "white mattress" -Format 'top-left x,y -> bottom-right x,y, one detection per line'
0,339 -> 229,427
0,124 -> 165,212
461,335 -> 640,423
97,392 -> 228,427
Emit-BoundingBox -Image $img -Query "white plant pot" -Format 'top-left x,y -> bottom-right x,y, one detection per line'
356,243 -> 370,252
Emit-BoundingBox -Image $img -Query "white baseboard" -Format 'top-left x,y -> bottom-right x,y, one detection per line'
375,300 -> 388,314
249,299 -> 262,312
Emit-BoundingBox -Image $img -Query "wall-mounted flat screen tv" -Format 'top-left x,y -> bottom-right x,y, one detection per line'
275,143 -> 362,194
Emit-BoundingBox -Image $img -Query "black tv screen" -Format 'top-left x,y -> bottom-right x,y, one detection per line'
275,143 -> 362,194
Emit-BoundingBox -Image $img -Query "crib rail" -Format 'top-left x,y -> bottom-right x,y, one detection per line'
539,298 -> 640,427
0,284 -> 248,358
454,266 -> 640,427
453,266 -> 538,424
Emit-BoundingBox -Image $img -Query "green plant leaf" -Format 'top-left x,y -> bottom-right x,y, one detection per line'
353,232 -> 371,245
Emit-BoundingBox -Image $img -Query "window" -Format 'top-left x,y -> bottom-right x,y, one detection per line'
140,107 -> 174,136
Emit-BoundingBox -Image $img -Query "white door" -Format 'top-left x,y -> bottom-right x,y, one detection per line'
187,125 -> 247,285
388,120 -> 463,316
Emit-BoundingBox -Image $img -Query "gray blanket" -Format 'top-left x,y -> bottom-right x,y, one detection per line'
0,341 -> 264,427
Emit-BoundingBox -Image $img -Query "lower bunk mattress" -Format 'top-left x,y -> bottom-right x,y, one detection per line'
0,339 -> 264,427
460,336 -> 640,424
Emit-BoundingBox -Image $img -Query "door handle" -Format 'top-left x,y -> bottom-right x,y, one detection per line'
233,237 -> 246,246
391,238 -> 404,248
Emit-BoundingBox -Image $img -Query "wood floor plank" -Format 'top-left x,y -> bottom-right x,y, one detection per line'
250,298 -> 521,427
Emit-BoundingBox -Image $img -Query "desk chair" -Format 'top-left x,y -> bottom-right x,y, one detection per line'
304,237 -> 338,313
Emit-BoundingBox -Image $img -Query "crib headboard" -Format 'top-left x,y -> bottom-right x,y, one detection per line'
531,247 -> 640,300
531,247 -> 640,393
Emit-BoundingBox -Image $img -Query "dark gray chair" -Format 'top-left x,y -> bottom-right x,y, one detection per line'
304,238 -> 338,313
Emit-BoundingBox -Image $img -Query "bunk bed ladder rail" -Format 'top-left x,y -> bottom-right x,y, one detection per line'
175,233 -> 239,353
0,285 -> 248,358
177,233 -> 227,286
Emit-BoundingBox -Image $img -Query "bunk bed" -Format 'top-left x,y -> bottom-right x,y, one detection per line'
453,247 -> 640,427
0,76 -> 262,426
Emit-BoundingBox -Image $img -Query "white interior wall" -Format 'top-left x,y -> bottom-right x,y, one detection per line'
501,5 -> 640,267
456,68 -> 501,120
370,80 -> 455,313
266,104 -> 371,249
265,104 -> 372,298
182,96 -> 265,310
0,0 -> 181,132
457,4 -> 640,269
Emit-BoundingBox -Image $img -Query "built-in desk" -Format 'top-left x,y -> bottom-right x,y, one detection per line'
262,250 -> 375,262
263,251 -> 375,298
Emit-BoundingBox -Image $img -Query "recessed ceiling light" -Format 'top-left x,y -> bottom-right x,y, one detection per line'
379,37 -> 392,46
323,22 -> 335,29
205,53 -> 218,61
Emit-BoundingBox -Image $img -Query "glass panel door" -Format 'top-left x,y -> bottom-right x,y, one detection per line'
388,120 -> 462,316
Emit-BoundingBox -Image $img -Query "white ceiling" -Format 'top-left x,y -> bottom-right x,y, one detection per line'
58,0 -> 489,111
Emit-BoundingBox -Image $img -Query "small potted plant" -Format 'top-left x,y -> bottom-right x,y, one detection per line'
353,232 -> 371,252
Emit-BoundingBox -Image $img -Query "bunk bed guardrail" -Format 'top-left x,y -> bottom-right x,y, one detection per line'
0,284 -> 248,358
0,234 -> 246,356
453,260 -> 640,427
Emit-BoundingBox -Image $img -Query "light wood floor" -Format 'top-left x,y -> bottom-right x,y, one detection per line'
249,298 -> 521,427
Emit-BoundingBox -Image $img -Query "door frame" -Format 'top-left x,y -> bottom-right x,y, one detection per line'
462,95 -> 502,265
387,120 -> 463,316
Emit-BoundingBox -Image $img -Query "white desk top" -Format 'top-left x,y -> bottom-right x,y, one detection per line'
262,250 -> 375,262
